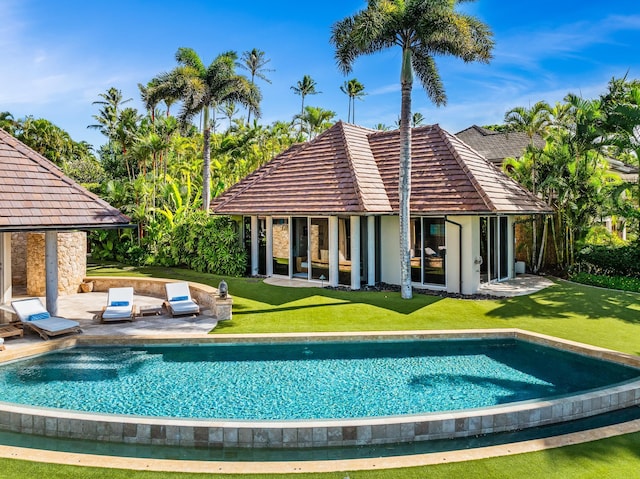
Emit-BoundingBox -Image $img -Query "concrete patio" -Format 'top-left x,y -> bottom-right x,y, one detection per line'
0,291 -> 218,352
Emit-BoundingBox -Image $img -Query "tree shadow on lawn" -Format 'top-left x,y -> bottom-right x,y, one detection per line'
230,287 -> 445,316
543,430 -> 640,468
485,280 -> 640,324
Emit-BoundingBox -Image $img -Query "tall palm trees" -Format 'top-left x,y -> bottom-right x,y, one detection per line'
294,106 -> 336,139
238,49 -> 273,124
504,101 -> 551,272
291,75 -> 320,134
340,78 -> 365,123
148,48 -> 261,210
331,0 -> 494,298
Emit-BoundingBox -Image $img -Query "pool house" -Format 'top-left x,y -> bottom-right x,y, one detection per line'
212,122 -> 552,295
0,128 -> 131,315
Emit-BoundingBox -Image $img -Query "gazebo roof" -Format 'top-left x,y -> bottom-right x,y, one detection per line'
212,121 -> 552,216
0,128 -> 131,232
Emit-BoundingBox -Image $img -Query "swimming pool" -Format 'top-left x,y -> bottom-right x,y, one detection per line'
1,330 -> 639,449
1,338 -> 638,420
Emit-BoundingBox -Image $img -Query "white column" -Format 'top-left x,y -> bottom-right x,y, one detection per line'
0,233 -> 11,304
350,216 -> 361,290
329,216 -> 339,287
250,216 -> 259,276
45,231 -> 58,316
367,216 -> 375,286
265,216 -> 273,277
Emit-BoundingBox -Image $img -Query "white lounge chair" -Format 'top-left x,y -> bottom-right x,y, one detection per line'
11,298 -> 82,340
101,287 -> 135,322
164,282 -> 200,317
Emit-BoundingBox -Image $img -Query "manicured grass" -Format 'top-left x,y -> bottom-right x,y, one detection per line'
88,265 -> 640,355
2,264 -> 639,478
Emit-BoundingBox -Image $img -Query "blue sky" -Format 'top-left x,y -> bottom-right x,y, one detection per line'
1,0 -> 640,148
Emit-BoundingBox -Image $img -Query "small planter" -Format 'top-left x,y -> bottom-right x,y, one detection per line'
79,281 -> 94,293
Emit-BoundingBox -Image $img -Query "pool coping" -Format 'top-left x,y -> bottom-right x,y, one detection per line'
1,329 -> 640,471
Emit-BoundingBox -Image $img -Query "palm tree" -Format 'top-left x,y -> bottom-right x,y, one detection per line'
294,106 -> 336,139
148,48 -> 261,210
504,101 -> 551,272
291,75 -> 321,134
238,49 -> 273,124
340,78 -> 366,123
331,0 -> 494,298
88,88 -> 132,139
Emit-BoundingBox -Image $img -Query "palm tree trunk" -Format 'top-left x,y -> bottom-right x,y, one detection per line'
536,215 -> 548,272
202,107 -> 212,210
399,48 -> 413,299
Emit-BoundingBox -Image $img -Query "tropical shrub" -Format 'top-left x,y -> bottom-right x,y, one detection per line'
571,241 -> 640,278
568,272 -> 640,293
170,212 -> 247,276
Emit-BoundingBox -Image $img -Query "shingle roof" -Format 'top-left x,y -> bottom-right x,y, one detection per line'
455,125 -> 544,166
0,128 -> 131,231
212,121 -> 552,216
456,124 -> 639,182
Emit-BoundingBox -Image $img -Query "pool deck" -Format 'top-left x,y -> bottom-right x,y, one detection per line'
1,274 -> 639,474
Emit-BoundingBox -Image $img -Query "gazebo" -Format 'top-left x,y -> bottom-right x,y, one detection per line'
0,128 -> 132,316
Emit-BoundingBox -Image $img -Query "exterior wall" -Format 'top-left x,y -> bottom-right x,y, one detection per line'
272,222 -> 289,260
380,216 -> 401,285
26,232 -> 86,296
444,218 -> 461,294
10,232 -> 27,288
458,216 -> 481,295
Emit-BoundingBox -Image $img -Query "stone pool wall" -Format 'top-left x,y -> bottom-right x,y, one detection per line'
0,330 -> 639,449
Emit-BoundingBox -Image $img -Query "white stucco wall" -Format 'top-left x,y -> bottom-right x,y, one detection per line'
456,216 -> 481,295
380,216 -> 400,286
379,215 -> 486,295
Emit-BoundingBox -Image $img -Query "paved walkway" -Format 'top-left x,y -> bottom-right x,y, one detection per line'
266,274 -> 555,297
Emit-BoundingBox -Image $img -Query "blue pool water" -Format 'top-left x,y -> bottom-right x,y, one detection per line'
0,339 -> 637,420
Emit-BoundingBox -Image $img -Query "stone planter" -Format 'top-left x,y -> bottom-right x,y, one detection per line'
79,281 -> 94,293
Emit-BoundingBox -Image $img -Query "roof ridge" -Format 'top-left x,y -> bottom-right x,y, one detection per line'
342,123 -> 393,213
436,126 -> 497,211
338,124 -> 366,211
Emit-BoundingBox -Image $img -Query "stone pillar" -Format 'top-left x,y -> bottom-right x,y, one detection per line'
0,233 -> 11,304
367,216 -> 376,286
11,232 -> 27,289
45,231 -> 59,316
265,216 -> 273,277
350,216 -> 361,290
329,216 -> 339,287
27,232 -> 87,297
250,216 -> 259,276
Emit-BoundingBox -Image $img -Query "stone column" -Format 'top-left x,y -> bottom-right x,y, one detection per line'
45,231 -> 59,316
367,216 -> 376,286
250,216 -> 259,276
350,216 -> 361,290
265,216 -> 273,277
329,216 -> 339,287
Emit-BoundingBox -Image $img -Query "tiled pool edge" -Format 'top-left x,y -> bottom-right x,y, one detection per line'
1,329 -> 639,449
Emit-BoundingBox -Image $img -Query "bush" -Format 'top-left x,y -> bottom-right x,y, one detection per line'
568,272 -> 640,293
170,213 -> 247,277
572,241 -> 640,278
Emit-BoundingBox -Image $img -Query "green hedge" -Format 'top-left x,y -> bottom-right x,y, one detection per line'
169,213 -> 247,277
572,241 -> 640,278
568,272 -> 640,293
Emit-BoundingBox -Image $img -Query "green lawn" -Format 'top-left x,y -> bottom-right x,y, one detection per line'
2,265 -> 640,478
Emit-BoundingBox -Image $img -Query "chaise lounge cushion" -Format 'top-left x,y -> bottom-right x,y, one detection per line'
165,282 -> 200,316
